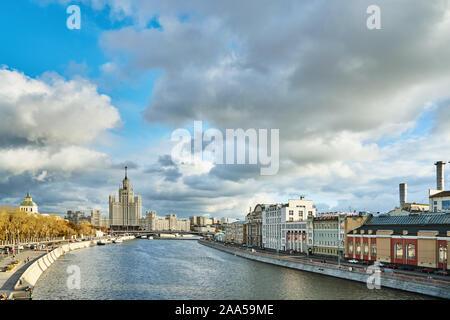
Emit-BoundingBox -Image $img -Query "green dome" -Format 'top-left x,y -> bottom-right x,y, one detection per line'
20,200 -> 37,206
20,192 -> 37,207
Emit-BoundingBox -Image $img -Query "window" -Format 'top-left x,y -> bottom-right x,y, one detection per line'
439,246 -> 448,263
289,210 -> 294,215
371,244 -> 376,256
395,243 -> 403,259
442,200 -> 450,210
407,244 -> 415,260
356,242 -> 361,254
363,243 -> 369,255
349,242 -> 353,254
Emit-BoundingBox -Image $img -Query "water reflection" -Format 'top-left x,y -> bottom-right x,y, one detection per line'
33,240 -> 431,300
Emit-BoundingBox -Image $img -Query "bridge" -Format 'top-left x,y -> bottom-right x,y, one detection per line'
110,230 -> 215,237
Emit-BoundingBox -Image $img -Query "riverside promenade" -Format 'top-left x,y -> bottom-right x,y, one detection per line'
198,239 -> 450,299
0,250 -> 45,299
1,236 -> 135,300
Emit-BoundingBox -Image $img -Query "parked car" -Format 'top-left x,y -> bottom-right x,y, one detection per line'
387,264 -> 398,269
434,270 -> 448,276
17,245 -> 24,250
361,261 -> 372,265
421,268 -> 434,274
401,265 -> 414,271
348,259 -> 359,264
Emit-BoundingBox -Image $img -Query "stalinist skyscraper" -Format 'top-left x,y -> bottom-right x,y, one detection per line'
109,166 -> 142,231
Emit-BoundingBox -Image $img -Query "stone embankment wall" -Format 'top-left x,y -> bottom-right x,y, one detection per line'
199,240 -> 450,299
14,236 -> 135,291
14,240 -> 93,291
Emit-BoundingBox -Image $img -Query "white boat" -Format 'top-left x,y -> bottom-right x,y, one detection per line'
97,239 -> 107,245
113,238 -> 123,243
147,236 -> 153,240
140,235 -> 147,239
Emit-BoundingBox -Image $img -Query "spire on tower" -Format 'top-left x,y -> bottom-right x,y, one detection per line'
125,166 -> 128,179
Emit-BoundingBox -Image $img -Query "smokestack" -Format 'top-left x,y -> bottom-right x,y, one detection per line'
399,183 -> 407,207
435,161 -> 446,191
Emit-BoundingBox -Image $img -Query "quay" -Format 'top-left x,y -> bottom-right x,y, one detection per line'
0,235 -> 135,300
198,239 -> 450,299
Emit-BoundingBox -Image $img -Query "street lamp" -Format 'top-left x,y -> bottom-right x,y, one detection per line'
17,230 -> 20,254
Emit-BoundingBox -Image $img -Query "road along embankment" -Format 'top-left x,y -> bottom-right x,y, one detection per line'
198,239 -> 450,299
10,236 -> 135,299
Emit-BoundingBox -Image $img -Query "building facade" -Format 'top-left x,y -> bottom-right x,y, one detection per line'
429,191 -> 450,213
224,221 -> 246,244
262,197 -> 317,251
90,209 -> 101,226
109,167 -> 142,231
346,213 -> 450,270
245,204 -> 265,248
221,217 -> 239,224
140,211 -> 190,232
307,213 -> 367,257
66,210 -> 90,224
283,221 -> 307,253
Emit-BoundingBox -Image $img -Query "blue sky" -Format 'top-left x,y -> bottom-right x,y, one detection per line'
0,0 -> 168,150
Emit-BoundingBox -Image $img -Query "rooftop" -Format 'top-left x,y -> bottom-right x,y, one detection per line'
354,213 -> 450,236
430,191 -> 450,198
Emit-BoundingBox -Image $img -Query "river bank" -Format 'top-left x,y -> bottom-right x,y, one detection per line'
198,239 -> 450,299
5,235 -> 135,299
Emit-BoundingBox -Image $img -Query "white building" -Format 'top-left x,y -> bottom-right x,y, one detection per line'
429,191 -> 450,213
109,167 -> 142,231
429,161 -> 450,213
19,192 -> 39,214
262,196 -> 316,251
90,209 -> 101,226
221,217 -> 239,224
140,211 -> 190,232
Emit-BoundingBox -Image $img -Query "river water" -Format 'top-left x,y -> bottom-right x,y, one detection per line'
33,239 -> 431,300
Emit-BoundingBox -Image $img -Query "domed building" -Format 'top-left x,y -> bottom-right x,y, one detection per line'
19,192 -> 39,214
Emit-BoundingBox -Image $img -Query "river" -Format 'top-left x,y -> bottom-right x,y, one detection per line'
33,239 -> 431,299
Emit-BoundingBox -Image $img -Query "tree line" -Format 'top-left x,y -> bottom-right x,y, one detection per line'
0,207 -> 98,245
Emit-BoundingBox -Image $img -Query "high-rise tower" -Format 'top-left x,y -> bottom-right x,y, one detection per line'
109,166 -> 142,231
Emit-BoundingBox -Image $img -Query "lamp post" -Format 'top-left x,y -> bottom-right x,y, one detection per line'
17,230 -> 20,254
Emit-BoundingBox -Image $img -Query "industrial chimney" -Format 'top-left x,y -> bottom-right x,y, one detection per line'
435,161 -> 446,191
399,183 -> 407,207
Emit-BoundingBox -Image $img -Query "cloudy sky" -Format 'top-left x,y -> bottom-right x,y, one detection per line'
1,0 -> 450,219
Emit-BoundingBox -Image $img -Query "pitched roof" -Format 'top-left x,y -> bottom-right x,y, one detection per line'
430,191 -> 450,198
364,213 -> 450,225
354,213 -> 450,236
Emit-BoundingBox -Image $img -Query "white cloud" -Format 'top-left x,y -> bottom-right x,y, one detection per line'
0,146 -> 110,179
0,68 -> 121,146
22,1 -> 450,215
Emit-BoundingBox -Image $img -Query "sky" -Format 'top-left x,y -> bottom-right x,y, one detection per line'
0,0 -> 450,219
